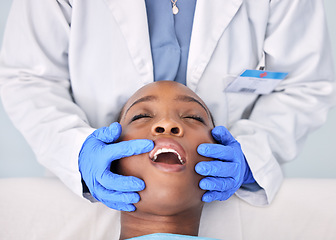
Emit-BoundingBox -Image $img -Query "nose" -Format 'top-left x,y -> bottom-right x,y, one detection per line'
151,118 -> 184,137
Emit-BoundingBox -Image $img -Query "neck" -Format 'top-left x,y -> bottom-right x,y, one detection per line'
119,205 -> 203,240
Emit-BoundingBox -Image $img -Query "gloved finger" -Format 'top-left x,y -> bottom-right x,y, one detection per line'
99,170 -> 146,192
202,190 -> 235,202
104,139 -> 154,160
195,161 -> 240,177
93,122 -> 122,143
101,200 -> 137,212
199,177 -> 237,192
94,182 -> 141,204
211,126 -> 237,146
197,144 -> 236,161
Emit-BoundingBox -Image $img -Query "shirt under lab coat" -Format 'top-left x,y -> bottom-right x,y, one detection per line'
145,0 -> 196,84
0,0 -> 335,207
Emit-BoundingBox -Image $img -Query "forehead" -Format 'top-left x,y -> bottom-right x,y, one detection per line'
125,81 -> 206,109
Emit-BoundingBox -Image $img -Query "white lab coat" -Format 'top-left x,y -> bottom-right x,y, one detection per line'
0,0 -> 335,206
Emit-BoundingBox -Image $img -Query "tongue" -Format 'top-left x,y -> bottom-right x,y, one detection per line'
155,152 -> 181,165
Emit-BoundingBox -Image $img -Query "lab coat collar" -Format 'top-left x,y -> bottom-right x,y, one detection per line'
187,0 -> 243,91
103,0 -> 154,85
103,0 -> 243,89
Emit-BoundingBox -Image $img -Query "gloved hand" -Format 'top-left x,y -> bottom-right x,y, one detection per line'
79,122 -> 154,211
195,126 -> 255,202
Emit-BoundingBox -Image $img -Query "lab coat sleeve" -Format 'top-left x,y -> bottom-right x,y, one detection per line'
0,0 -> 94,196
230,0 -> 336,205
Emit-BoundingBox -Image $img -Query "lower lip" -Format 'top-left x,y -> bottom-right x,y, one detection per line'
150,161 -> 186,173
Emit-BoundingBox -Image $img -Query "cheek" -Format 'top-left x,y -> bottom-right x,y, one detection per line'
185,128 -> 215,165
118,124 -> 151,142
117,155 -> 147,179
204,128 -> 216,144
189,127 -> 215,151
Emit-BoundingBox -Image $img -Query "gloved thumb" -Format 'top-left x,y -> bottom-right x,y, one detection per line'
92,122 -> 122,144
212,126 -> 237,146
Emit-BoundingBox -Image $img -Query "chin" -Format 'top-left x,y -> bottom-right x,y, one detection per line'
135,173 -> 205,216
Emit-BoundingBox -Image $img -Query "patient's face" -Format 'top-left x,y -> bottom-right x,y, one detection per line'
118,81 -> 215,216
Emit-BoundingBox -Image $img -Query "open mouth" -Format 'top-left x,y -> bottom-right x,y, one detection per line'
148,138 -> 187,172
152,148 -> 186,165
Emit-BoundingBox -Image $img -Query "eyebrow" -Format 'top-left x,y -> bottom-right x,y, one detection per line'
125,95 -> 158,115
124,94 -> 210,118
174,95 -> 209,115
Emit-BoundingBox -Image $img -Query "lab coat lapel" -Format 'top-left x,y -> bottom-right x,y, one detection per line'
103,0 -> 153,84
187,0 -> 243,91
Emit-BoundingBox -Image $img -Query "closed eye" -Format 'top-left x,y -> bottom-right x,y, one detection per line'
184,115 -> 205,124
130,113 -> 152,122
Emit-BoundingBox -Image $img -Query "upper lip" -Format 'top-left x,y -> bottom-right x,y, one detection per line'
149,138 -> 187,165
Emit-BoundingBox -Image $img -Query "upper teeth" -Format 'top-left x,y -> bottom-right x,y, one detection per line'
153,148 -> 184,164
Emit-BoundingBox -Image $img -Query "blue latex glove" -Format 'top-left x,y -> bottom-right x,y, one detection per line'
79,122 -> 154,211
195,126 -> 255,202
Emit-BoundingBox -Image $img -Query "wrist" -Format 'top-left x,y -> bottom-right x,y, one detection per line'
243,157 -> 255,184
